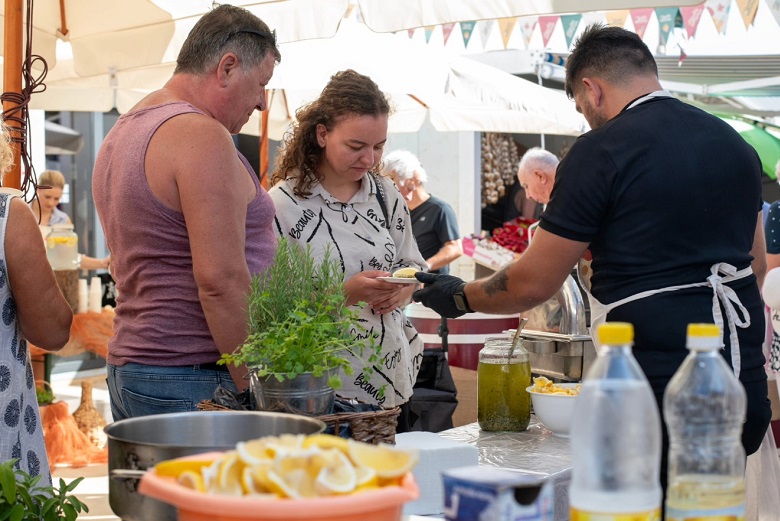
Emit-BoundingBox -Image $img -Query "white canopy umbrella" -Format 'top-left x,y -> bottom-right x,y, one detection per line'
29,19 -> 587,138
248,21 -> 587,137
0,0 -> 349,76
1,0 -> 350,188
356,0 -> 704,32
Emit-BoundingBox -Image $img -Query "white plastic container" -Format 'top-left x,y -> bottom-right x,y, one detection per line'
89,276 -> 103,312
663,323 -> 746,521
77,278 -> 88,313
569,322 -> 662,521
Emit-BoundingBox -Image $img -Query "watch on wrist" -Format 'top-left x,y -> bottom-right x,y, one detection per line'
452,286 -> 473,313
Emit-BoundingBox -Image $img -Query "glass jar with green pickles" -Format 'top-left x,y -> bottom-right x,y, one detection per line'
478,336 -> 531,431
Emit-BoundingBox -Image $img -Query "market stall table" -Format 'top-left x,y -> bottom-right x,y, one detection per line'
438,417 -> 572,521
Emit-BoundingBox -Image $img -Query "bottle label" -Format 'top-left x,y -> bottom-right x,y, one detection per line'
571,507 -> 661,521
666,503 -> 745,521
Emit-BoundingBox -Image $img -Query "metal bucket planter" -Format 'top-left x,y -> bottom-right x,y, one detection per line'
250,369 -> 336,416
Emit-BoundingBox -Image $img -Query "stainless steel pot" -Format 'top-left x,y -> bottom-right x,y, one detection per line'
105,410 -> 325,521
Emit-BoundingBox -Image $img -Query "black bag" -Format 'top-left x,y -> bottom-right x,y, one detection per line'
408,317 -> 458,432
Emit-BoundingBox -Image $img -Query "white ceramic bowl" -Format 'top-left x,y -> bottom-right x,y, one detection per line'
526,383 -> 580,437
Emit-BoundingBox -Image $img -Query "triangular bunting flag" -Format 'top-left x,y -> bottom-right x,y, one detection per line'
605,10 -> 629,28
407,28 -> 415,38
478,19 -> 495,48
424,25 -> 435,43
706,0 -> 731,35
678,47 -> 688,67
735,0 -> 759,28
769,0 -> 780,27
630,8 -> 654,39
442,23 -> 456,45
498,17 -> 518,48
679,5 -> 705,38
560,14 -> 581,49
538,16 -> 559,47
460,21 -> 476,49
656,7 -> 679,45
518,17 -> 538,48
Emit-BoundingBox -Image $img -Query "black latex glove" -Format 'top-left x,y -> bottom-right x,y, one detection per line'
413,272 -> 471,319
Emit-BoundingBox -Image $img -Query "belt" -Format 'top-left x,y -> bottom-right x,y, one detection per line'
195,362 -> 231,372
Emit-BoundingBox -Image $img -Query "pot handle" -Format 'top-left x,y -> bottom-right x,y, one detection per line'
110,469 -> 146,480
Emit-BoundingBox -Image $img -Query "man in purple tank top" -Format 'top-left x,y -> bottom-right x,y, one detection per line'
93,5 -> 280,420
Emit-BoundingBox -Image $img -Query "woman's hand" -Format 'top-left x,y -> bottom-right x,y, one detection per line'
344,270 -> 414,314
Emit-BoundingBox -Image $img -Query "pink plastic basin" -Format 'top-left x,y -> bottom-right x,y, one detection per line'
138,453 -> 420,521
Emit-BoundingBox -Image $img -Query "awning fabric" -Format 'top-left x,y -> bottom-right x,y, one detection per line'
719,116 -> 780,180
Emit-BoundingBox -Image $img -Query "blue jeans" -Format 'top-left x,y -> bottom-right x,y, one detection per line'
106,362 -> 238,421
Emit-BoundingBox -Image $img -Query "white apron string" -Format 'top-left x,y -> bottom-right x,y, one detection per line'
582,262 -> 752,377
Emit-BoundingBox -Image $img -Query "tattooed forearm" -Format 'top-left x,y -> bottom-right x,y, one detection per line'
484,267 -> 510,296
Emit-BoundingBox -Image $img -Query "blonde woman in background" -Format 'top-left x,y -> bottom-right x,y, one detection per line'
0,124 -> 73,484
30,169 -> 110,271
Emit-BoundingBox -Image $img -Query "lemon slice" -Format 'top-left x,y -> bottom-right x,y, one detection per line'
354,465 -> 379,491
241,464 -> 277,497
266,434 -> 305,457
155,459 -> 213,478
178,470 -> 206,492
301,434 -> 349,454
213,452 -> 245,496
392,267 -> 419,278
314,451 -> 357,495
347,439 -> 419,479
267,468 -> 317,498
236,439 -> 273,466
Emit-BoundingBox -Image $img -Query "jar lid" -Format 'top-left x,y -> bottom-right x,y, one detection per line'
50,223 -> 74,230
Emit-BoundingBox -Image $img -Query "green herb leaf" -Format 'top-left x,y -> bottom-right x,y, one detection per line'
223,237 -> 383,392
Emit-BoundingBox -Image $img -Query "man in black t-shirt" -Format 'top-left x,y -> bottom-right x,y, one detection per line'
383,150 -> 462,275
414,25 -> 770,462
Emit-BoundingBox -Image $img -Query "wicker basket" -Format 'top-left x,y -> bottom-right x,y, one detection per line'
318,406 -> 400,445
197,400 -> 400,445
72,380 -> 108,449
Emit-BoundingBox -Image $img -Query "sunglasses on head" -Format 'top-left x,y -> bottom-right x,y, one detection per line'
222,28 -> 277,47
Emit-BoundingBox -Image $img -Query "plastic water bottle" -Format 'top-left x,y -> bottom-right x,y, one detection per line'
664,323 -> 746,521
569,322 -> 662,521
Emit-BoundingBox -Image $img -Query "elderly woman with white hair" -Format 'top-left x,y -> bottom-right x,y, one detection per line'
382,150 -> 462,275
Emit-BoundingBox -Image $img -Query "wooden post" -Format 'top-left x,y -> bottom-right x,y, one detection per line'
2,0 -> 24,190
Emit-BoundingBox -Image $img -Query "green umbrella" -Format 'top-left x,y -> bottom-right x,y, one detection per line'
719,116 -> 780,180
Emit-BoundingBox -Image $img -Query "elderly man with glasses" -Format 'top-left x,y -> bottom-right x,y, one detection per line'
93,5 -> 281,420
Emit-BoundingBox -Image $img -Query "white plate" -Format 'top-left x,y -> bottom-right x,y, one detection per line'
377,276 -> 420,284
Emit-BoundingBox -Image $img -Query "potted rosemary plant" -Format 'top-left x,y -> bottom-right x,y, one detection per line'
222,237 -> 380,416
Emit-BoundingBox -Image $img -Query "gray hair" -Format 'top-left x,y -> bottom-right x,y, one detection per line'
382,150 -> 428,184
175,4 -> 281,76
518,147 -> 559,172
